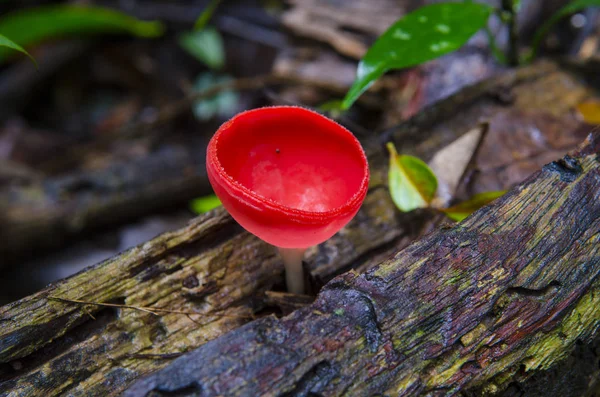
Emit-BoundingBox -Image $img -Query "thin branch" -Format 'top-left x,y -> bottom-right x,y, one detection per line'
118,74 -> 354,138
501,0 -> 520,66
123,352 -> 187,360
40,74 -> 353,171
47,296 -> 255,320
83,306 -> 96,320
456,121 -> 490,191
483,23 -> 507,65
48,296 -> 161,316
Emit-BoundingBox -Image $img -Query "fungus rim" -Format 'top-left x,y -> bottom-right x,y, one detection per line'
207,106 -> 370,223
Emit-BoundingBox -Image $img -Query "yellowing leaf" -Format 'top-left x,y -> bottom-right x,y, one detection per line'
442,191 -> 506,222
576,101 -> 600,125
387,142 -> 437,212
190,195 -> 222,214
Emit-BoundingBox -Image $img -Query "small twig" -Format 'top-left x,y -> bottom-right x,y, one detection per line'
185,313 -> 205,326
47,296 -> 254,320
119,74 -> 354,138
48,296 -> 161,315
483,23 -> 507,65
134,75 -> 279,134
83,306 -> 96,320
40,74 -> 352,172
455,121 -> 490,192
501,0 -> 520,66
123,352 -> 187,360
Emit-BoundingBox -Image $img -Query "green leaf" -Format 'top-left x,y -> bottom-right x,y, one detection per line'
179,27 -> 225,70
483,25 -> 507,65
387,142 -> 438,212
0,5 -> 164,62
341,2 -> 492,110
318,99 -> 344,118
528,0 -> 600,62
190,195 -> 222,214
513,0 -> 523,11
0,34 -> 36,66
194,0 -> 222,31
441,190 -> 506,221
318,99 -> 344,112
192,73 -> 239,121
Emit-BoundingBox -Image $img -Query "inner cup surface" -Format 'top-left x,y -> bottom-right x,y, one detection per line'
216,111 -> 366,212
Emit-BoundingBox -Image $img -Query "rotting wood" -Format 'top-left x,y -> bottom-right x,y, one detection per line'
125,131 -> 600,397
0,60 -> 599,396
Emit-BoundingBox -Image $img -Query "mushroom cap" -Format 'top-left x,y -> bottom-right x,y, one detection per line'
206,106 -> 369,248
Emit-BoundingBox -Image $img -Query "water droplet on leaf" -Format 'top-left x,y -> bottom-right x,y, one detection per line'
393,29 -> 411,40
435,24 -> 450,34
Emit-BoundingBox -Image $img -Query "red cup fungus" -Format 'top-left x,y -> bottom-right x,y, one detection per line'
206,106 -> 369,294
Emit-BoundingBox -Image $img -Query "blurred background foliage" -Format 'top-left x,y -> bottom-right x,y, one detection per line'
0,0 -> 598,304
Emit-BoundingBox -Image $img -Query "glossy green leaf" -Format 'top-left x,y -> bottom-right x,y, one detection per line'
0,34 -> 36,66
387,142 -> 438,212
442,190 -> 506,221
528,0 -> 600,61
194,0 -> 222,31
179,27 -> 225,69
190,195 -> 222,214
0,5 -> 164,62
342,2 -> 492,109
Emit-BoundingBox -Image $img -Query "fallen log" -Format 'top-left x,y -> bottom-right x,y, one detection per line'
0,60 -> 598,396
126,131 -> 600,396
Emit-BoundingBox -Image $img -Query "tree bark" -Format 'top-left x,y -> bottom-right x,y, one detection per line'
126,131 -> 600,396
0,60 -> 598,396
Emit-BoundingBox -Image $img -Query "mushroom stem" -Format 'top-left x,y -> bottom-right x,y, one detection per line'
278,247 -> 307,295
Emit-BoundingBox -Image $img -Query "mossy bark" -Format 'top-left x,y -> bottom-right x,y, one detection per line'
124,133 -> 600,396
0,60 -> 599,396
